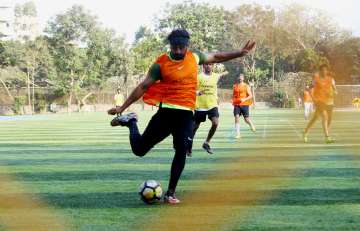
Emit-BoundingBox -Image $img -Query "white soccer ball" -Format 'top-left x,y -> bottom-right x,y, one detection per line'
138,180 -> 163,204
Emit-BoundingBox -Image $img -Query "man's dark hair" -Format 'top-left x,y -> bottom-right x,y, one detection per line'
319,64 -> 329,70
167,29 -> 190,46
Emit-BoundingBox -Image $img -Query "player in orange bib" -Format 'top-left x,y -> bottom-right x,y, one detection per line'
304,64 -> 337,144
107,29 -> 255,204
303,85 -> 313,120
232,74 -> 256,138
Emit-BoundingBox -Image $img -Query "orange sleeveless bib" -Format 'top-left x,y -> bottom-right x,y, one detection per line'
313,75 -> 333,104
143,51 -> 198,109
233,83 -> 252,106
303,90 -> 312,103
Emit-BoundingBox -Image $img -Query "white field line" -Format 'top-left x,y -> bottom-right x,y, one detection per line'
286,119 -> 302,138
262,116 -> 268,138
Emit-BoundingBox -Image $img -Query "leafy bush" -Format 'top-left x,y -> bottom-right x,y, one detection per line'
12,96 -> 26,114
271,90 -> 285,108
35,99 -> 47,113
287,97 -> 296,108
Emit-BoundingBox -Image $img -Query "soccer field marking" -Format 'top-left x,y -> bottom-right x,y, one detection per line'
1,109 -> 359,230
286,119 -> 302,138
262,116 -> 268,139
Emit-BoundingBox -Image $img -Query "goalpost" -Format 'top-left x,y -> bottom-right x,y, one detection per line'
335,85 -> 360,107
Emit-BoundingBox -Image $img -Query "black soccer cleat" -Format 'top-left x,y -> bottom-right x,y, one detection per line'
202,142 -> 213,154
110,112 -> 138,127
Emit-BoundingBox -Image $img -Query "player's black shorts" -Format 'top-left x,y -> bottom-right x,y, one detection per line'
314,102 -> 334,113
194,107 -> 219,123
233,105 -> 250,117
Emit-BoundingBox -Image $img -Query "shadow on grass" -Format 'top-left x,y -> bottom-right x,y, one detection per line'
9,167 -> 360,182
38,191 -> 146,209
26,188 -> 360,209
0,154 -> 355,166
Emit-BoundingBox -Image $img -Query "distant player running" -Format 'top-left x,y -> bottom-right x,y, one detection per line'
189,64 -> 228,156
107,29 -> 255,204
304,64 -> 337,143
233,74 -> 256,138
303,85 -> 314,120
114,88 -> 124,107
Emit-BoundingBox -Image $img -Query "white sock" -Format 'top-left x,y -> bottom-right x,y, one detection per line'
235,123 -> 240,135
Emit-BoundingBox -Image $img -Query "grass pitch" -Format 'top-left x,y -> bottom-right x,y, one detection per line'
0,108 -> 359,231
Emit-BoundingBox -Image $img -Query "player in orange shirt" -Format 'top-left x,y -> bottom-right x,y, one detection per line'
304,64 -> 337,143
303,85 -> 313,120
107,29 -> 255,204
232,74 -> 256,138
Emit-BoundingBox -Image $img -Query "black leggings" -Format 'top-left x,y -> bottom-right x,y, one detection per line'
128,108 -> 193,194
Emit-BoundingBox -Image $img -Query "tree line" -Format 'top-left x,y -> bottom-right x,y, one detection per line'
0,1 -> 359,113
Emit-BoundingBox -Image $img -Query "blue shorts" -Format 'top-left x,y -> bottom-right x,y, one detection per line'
233,105 -> 250,118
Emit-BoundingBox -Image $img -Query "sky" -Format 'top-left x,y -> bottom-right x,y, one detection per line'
2,0 -> 360,43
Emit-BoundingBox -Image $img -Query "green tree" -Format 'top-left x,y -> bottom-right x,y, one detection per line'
157,1 -> 227,51
223,4 -> 274,91
45,5 -> 97,110
46,5 -> 131,110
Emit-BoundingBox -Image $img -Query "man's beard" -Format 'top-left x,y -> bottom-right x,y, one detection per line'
171,53 -> 185,60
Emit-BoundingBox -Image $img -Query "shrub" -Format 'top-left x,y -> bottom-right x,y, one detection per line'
12,96 -> 26,114
271,90 -> 285,108
35,99 -> 46,113
287,97 -> 296,108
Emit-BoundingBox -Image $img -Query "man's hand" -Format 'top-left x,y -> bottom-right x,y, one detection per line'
240,40 -> 256,56
204,40 -> 256,64
197,90 -> 205,96
240,98 -> 246,103
107,75 -> 156,116
108,106 -> 123,115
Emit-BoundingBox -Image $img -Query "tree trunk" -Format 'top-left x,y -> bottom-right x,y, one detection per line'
0,78 -> 14,101
68,70 -> 74,113
272,55 -> 275,92
68,92 -> 72,113
32,73 -> 35,113
81,92 -> 93,106
27,70 -> 31,113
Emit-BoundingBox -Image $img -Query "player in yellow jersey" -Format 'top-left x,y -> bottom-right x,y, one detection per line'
114,88 -> 124,108
304,64 -> 337,144
188,63 -> 228,156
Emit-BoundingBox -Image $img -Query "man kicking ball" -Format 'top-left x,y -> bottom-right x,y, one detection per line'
233,74 -> 256,138
189,63 -> 228,156
107,29 -> 255,204
304,64 -> 337,143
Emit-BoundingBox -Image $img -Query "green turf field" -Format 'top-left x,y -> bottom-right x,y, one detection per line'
0,109 -> 360,231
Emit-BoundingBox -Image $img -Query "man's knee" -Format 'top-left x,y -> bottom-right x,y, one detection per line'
173,139 -> 189,156
131,145 -> 150,157
212,121 -> 219,128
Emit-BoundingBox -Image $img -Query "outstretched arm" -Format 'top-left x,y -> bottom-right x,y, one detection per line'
204,40 -> 256,64
108,75 -> 156,115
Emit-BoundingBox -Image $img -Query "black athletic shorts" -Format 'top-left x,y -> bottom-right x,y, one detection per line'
194,107 -> 219,123
233,105 -> 250,117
